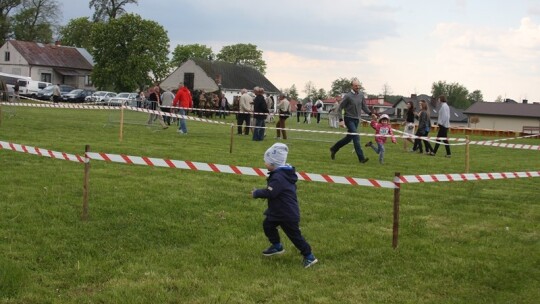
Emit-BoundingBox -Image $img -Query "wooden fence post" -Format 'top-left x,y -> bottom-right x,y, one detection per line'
82,145 -> 90,221
119,106 -> 125,142
392,172 -> 401,249
465,135 -> 470,173
229,123 -> 234,154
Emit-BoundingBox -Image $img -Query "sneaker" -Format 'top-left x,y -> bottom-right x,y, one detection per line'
428,152 -> 435,156
360,158 -> 369,164
329,148 -> 336,160
445,154 -> 451,158
303,256 -> 318,268
262,245 -> 285,256
177,129 -> 185,134
365,141 -> 373,147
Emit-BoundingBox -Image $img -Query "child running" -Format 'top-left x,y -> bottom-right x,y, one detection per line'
365,114 -> 396,164
251,143 -> 318,268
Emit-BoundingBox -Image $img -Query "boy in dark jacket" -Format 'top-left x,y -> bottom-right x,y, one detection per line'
251,143 -> 318,268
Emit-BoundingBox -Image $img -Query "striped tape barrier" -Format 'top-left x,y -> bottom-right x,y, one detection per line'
0,140 -> 84,163
85,151 -> 398,189
396,171 -> 540,184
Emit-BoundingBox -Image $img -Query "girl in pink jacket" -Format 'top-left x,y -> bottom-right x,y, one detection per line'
365,114 -> 396,164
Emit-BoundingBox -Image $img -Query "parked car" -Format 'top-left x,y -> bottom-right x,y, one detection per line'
88,91 -> 117,104
107,92 -> 138,106
62,89 -> 94,103
36,84 -> 75,101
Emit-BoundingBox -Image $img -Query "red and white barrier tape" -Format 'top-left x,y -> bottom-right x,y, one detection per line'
0,140 -> 84,163
2,139 -> 538,187
85,151 -> 398,188
1,101 -> 120,110
396,171 -> 540,184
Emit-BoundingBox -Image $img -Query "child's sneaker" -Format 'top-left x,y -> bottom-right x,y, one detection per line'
365,141 -> 373,147
303,254 -> 318,268
262,244 -> 285,256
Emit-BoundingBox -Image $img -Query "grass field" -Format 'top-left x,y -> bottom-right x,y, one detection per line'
1,105 -> 539,303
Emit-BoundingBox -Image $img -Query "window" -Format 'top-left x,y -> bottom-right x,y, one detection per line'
184,73 -> 194,91
4,51 -> 10,62
85,75 -> 92,86
41,73 -> 51,83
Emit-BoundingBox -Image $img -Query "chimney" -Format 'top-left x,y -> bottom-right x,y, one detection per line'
411,94 -> 417,99
523,99 -> 528,104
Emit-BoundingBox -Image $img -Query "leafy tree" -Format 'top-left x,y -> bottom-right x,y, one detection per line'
216,43 -> 266,74
495,95 -> 503,102
431,80 -> 470,109
316,88 -> 327,100
467,90 -> 483,103
58,17 -> 96,50
330,77 -> 363,96
282,84 -> 298,100
91,13 -> 169,92
0,0 -> 21,44
11,0 -> 60,43
170,44 -> 214,67
89,0 -> 137,22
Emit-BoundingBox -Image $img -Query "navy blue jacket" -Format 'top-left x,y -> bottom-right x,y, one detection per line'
253,165 -> 300,222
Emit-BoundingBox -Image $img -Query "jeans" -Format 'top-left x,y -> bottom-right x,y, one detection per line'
368,142 -> 386,163
263,218 -> 312,257
253,118 -> 265,141
178,109 -> 187,133
331,117 -> 366,162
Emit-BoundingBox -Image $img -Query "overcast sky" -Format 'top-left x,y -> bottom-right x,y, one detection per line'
58,0 -> 540,102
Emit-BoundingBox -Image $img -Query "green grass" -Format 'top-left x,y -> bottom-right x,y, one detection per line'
0,106 -> 539,303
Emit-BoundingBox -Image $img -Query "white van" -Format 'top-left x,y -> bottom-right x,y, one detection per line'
17,79 -> 52,98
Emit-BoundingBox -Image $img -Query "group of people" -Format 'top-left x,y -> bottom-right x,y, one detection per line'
143,82 -> 193,133
329,79 -> 452,165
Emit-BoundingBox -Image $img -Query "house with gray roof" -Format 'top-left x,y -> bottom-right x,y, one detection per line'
0,40 -> 94,89
463,101 -> 540,133
160,58 -> 280,103
393,94 -> 468,127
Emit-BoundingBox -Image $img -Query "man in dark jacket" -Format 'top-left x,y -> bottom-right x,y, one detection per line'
252,87 -> 269,141
252,143 -> 318,268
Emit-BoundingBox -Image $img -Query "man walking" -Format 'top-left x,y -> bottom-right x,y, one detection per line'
329,78 -> 374,164
172,82 -> 192,134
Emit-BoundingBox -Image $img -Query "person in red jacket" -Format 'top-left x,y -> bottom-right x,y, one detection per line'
172,82 -> 193,134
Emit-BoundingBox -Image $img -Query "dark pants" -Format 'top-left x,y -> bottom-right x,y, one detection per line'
237,113 -> 251,135
316,112 -> 321,123
276,116 -> 288,139
433,125 -> 451,156
253,118 -> 265,141
330,117 -> 366,162
263,218 -> 312,257
413,129 -> 433,153
297,111 -> 301,122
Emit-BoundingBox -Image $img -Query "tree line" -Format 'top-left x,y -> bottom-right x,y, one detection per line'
1,0 -> 485,109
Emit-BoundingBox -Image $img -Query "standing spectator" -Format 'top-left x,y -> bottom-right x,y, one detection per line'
266,95 -> 275,123
137,90 -> 146,108
403,101 -> 416,151
161,88 -> 175,125
52,84 -> 61,103
329,78 -> 373,164
146,85 -> 168,129
303,99 -> 312,124
252,87 -> 269,141
276,93 -> 290,140
430,95 -> 451,157
365,114 -> 397,164
237,88 -> 253,135
172,82 -> 193,134
296,101 -> 303,124
328,96 -> 342,128
315,99 -> 324,124
218,93 -> 228,119
412,99 -> 433,154
251,143 -> 318,268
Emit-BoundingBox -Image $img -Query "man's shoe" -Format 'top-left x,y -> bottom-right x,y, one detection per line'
330,148 -> 336,160
365,141 -> 373,147
445,154 -> 451,158
303,256 -> 318,268
262,245 -> 285,256
360,158 -> 369,164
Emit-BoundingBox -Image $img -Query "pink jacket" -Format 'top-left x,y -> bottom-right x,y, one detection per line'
370,120 -> 396,144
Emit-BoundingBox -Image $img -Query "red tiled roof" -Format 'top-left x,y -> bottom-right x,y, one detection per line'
9,40 -> 93,70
